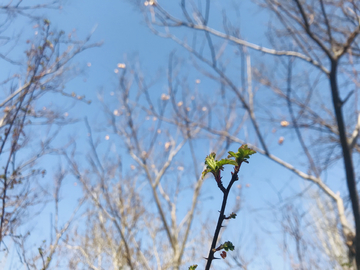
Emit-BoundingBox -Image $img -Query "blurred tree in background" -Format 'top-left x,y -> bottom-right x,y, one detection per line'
2,0 -> 360,270
133,0 -> 360,269
0,1 -> 100,268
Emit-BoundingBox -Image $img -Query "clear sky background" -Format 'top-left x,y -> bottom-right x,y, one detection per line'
0,1 -> 350,269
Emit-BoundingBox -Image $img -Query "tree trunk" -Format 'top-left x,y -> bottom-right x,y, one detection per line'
329,60 -> 360,268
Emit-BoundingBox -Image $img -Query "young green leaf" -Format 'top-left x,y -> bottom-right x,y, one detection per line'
201,152 -> 237,181
222,241 -> 235,251
227,144 -> 256,166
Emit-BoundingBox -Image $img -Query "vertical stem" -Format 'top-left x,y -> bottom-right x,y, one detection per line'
205,172 -> 238,270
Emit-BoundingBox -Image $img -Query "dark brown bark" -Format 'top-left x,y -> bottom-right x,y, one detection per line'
205,171 -> 238,270
329,60 -> 360,269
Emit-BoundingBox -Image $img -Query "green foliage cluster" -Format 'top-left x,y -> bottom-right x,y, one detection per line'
191,145 -> 256,269
201,145 -> 256,182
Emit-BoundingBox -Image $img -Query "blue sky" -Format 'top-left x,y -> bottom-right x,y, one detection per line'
0,1 -> 351,269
